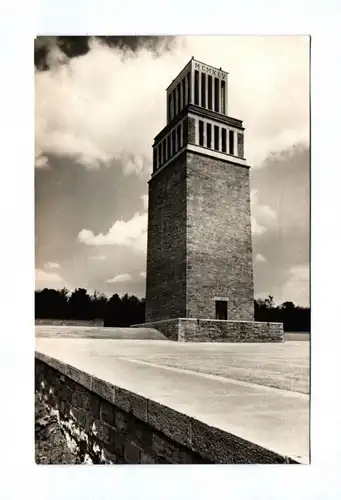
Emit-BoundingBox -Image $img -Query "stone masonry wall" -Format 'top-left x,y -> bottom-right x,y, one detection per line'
178,319 -> 284,342
145,152 -> 187,322
35,353 -> 294,464
35,319 -> 104,327
145,149 -> 255,324
186,151 -> 255,320
133,319 -> 284,342
36,356 -> 206,464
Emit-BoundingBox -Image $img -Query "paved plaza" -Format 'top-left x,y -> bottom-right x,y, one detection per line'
36,326 -> 310,463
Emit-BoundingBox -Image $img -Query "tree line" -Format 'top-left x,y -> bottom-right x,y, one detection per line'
254,295 -> 310,332
35,289 -> 310,331
35,288 -> 145,327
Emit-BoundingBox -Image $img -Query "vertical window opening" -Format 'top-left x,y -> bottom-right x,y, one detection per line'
182,78 -> 186,107
199,120 -> 204,146
168,94 -> 172,122
177,83 -> 181,114
214,78 -> 219,112
214,125 -> 219,150
222,128 -> 227,153
165,137 -> 168,162
187,72 -> 191,104
153,147 -> 157,171
172,129 -> 176,154
206,123 -> 212,149
207,75 -> 212,110
201,73 -> 206,108
229,130 -> 234,155
167,134 -> 171,158
158,145 -> 161,168
221,80 -> 226,114
194,70 -> 199,105
171,90 -> 176,119
176,125 -> 181,150
162,139 -> 166,164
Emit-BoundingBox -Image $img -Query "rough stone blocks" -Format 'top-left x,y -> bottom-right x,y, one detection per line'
133,318 -> 284,342
186,152 -> 254,321
35,355 -> 296,463
145,150 -> 255,324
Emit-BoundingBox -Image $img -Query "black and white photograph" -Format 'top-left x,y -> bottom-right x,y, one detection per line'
34,35 -> 310,465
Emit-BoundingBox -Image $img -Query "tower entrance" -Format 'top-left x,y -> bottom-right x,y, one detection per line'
215,300 -> 228,320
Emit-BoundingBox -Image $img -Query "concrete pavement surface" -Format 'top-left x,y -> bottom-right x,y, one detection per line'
35,326 -> 310,464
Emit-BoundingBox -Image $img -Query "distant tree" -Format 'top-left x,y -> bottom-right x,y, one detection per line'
255,296 -> 310,332
68,288 -> 92,320
91,290 -> 108,319
103,293 -> 145,327
264,295 -> 275,309
35,288 -> 69,319
281,301 -> 295,310
103,293 -> 122,326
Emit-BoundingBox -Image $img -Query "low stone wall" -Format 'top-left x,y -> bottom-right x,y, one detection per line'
35,319 -> 104,327
35,352 -> 295,464
133,318 -> 284,342
179,319 -> 284,342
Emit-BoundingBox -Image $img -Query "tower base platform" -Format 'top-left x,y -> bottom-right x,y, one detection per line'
132,318 -> 284,343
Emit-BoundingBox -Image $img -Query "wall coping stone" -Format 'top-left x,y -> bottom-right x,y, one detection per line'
132,319 -> 283,326
35,351 -> 299,464
178,319 -> 283,325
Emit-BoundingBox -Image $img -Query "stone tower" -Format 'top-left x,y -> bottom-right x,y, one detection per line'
141,58 -> 283,342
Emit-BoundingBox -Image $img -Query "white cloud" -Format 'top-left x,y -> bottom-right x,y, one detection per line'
45,261 -> 60,269
78,212 -> 148,252
251,190 -> 277,236
106,273 -> 133,283
35,268 -> 68,291
35,154 -> 49,169
255,253 -> 266,263
124,155 -> 145,175
279,265 -> 310,306
251,216 -> 267,236
141,194 -> 148,211
36,36 -> 309,173
257,204 -> 277,221
36,268 -> 63,283
35,268 -> 73,291
140,271 -> 146,279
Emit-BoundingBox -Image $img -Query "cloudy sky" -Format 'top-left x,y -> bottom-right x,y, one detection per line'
35,35 -> 310,306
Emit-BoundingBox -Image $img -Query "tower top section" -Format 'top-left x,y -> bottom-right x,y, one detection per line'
166,58 -> 229,124
151,58 -> 247,177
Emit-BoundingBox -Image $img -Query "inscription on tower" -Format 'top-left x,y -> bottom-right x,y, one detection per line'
194,61 -> 227,80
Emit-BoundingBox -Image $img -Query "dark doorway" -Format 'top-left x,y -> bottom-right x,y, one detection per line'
215,300 -> 228,320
